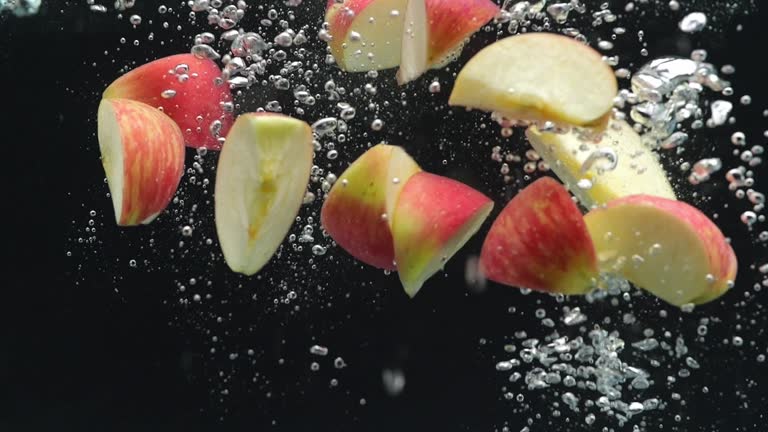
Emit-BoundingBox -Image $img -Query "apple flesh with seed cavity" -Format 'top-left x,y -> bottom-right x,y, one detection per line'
321,144 -> 421,270
584,195 -> 737,306
214,113 -> 313,276
97,98 -> 185,226
103,53 -> 233,150
449,33 -> 618,129
397,0 -> 499,84
325,0 -> 410,72
480,177 -> 598,295
526,120 -> 676,209
392,172 -> 493,297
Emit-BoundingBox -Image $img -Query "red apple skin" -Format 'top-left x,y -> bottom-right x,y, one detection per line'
425,0 -> 499,63
100,99 -> 185,226
103,53 -> 233,150
480,177 -> 598,294
325,0 -> 375,68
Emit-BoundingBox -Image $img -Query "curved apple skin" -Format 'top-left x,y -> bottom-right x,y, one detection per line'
584,195 -> 738,306
103,53 -> 233,150
97,98 -> 185,226
321,144 -> 421,270
392,172 -> 493,297
480,178 -> 598,295
449,33 -> 618,129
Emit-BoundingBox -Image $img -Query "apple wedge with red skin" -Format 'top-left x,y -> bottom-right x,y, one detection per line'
392,172 -> 493,297
321,144 -> 421,270
584,195 -> 738,306
480,177 -> 599,295
397,0 -> 499,84
103,53 -> 233,150
97,98 -> 185,226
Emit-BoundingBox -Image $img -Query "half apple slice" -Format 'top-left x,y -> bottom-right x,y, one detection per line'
214,113 -> 313,275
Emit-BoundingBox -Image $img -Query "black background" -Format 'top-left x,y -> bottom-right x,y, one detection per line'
3,1 -> 768,431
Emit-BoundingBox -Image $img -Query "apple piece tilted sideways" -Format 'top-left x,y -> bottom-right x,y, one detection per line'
325,0 -> 410,72
526,120 -> 676,209
584,195 -> 737,306
103,53 -> 233,150
449,33 -> 618,129
214,113 -> 313,276
392,172 -> 493,297
97,98 -> 185,226
397,0 -> 500,84
321,144 -> 421,270
480,177 -> 599,295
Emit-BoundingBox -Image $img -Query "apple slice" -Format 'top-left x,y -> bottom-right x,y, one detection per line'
392,172 -> 493,297
214,113 -> 313,276
103,53 -> 233,150
526,120 -> 676,208
325,0 -> 410,72
321,144 -> 421,269
584,195 -> 737,306
397,0 -> 499,85
449,33 -> 618,129
480,178 -> 598,295
97,98 -> 185,226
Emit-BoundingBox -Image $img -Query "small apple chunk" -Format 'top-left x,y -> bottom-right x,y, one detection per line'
97,98 -> 185,226
321,144 -> 421,270
449,33 -> 618,129
392,172 -> 493,297
397,0 -> 499,84
325,0 -> 410,72
526,120 -> 676,208
214,113 -> 313,276
103,53 -> 233,150
584,195 -> 738,306
480,178 -> 598,295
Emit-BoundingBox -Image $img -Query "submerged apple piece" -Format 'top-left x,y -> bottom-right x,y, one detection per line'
397,0 -> 499,84
527,120 -> 676,208
392,172 -> 493,297
325,0 -> 409,72
214,113 -> 313,276
449,33 -> 618,128
103,53 -> 233,150
97,99 -> 185,226
584,195 -> 737,306
321,144 -> 421,270
480,178 -> 598,294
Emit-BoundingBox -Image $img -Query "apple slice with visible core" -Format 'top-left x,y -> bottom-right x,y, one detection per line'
392,172 -> 493,297
526,120 -> 676,208
321,144 -> 421,269
449,33 -> 618,128
325,0 -> 410,72
480,177 -> 598,295
397,0 -> 499,85
103,53 -> 233,150
214,113 -> 313,276
584,195 -> 737,306
97,98 -> 185,226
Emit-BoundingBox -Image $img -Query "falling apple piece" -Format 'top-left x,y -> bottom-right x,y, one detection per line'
97,98 -> 186,226
392,172 -> 493,297
321,144 -> 421,270
214,113 -> 313,276
480,177 -> 598,295
103,53 -> 233,150
324,0 -> 410,72
584,194 -> 737,306
449,33 -> 618,129
526,120 -> 676,209
397,0 -> 499,85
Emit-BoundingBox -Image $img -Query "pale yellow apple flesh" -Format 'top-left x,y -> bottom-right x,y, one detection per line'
214,113 -> 313,276
527,120 -> 676,208
449,33 -> 618,128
